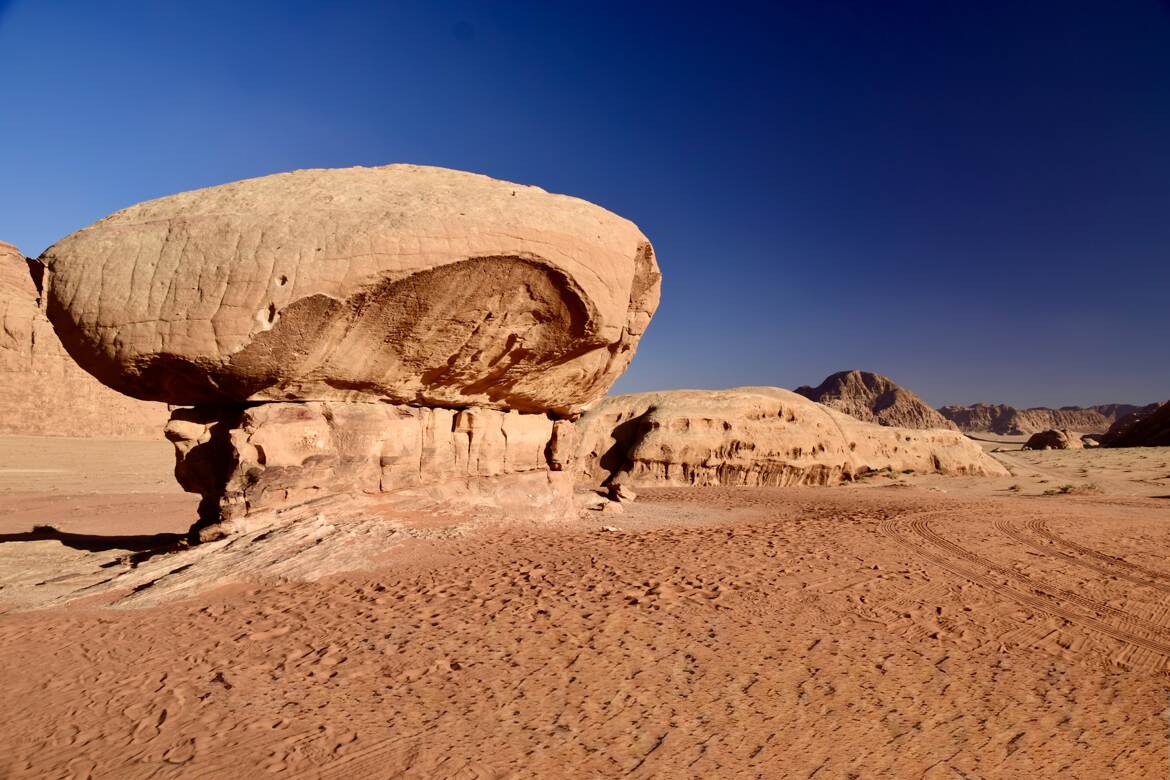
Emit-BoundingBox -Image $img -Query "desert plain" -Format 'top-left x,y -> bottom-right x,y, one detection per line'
1,166 -> 1167,779
1,432 -> 1169,778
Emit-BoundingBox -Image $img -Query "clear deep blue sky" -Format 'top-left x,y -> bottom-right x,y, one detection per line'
1,1 -> 1167,408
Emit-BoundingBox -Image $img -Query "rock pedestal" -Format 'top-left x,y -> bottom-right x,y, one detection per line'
167,402 -> 578,540
38,165 -> 660,538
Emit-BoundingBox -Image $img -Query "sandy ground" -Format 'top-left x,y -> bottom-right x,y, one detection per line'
1,437 -> 1169,778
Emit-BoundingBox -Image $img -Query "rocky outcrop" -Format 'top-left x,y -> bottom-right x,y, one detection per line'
40,164 -> 660,417
1100,403 -> 1161,445
795,370 -> 957,431
41,167 -> 660,537
1106,401 -> 1170,448
1022,429 -> 1082,451
575,387 -> 1007,488
0,240 -> 168,438
167,402 -> 574,540
938,403 -> 1144,436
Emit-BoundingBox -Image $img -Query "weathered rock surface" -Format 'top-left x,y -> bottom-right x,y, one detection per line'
795,370 -> 958,431
1022,429 -> 1083,451
166,402 -> 575,540
575,387 -> 1007,488
1100,403 -> 1162,445
0,240 -> 168,438
938,402 -> 1144,436
1106,401 -> 1170,448
41,165 -> 661,416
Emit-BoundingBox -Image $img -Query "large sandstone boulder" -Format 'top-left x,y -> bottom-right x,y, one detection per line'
1022,429 -> 1082,451
40,165 -> 661,416
0,240 -> 168,438
575,387 -> 1007,488
38,167 -> 660,537
795,370 -> 958,431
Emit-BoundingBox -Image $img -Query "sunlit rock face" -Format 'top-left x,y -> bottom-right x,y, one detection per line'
1022,429 -> 1082,451
575,387 -> 1008,488
40,164 -> 660,417
0,240 -> 168,438
795,370 -> 959,431
40,166 -> 660,537
166,402 -> 576,540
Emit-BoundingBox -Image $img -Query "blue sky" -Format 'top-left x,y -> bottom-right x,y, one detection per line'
1,1 -> 1167,407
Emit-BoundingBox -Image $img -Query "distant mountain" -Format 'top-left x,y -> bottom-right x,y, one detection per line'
1105,401 -> 1170,448
795,370 -> 958,431
938,402 -> 1148,436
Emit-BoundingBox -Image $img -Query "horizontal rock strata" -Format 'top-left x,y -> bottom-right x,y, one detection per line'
938,402 -> 1145,436
576,387 -> 1007,488
167,402 -> 575,540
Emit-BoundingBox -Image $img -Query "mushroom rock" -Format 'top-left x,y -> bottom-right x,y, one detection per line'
575,387 -> 1007,488
40,164 -> 660,415
0,240 -> 168,437
42,166 -> 661,537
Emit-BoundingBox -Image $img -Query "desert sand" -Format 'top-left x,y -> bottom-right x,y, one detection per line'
2,435 -> 1168,778
5,167 -> 1167,778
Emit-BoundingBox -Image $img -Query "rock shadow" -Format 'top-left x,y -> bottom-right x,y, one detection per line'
0,524 -> 187,562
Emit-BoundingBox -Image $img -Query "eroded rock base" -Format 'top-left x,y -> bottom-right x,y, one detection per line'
575,387 -> 1008,488
166,402 -> 576,540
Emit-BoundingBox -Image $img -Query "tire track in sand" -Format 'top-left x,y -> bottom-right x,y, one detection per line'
992,517 -> 1170,596
1025,517 -> 1170,586
880,513 -> 1170,662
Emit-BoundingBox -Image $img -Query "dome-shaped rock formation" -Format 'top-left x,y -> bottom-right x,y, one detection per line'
795,370 -> 957,431
40,165 -> 661,416
575,387 -> 1007,488
1022,429 -> 1082,451
0,240 -> 168,437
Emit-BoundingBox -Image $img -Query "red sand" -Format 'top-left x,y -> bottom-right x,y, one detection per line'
1,438 -> 1169,777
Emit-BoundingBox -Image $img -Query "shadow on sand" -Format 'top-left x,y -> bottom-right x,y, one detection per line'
0,524 -> 188,562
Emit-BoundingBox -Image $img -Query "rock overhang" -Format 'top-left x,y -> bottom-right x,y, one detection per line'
40,164 -> 661,416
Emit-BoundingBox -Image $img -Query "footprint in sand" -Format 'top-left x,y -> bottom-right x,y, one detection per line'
247,625 -> 292,641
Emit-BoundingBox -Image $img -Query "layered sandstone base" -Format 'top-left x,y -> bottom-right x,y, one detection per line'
576,387 -> 1008,488
166,402 -> 576,540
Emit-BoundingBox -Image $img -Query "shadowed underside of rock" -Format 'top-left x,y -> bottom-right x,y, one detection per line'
575,387 -> 1007,488
41,164 -> 661,415
167,401 -> 577,540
